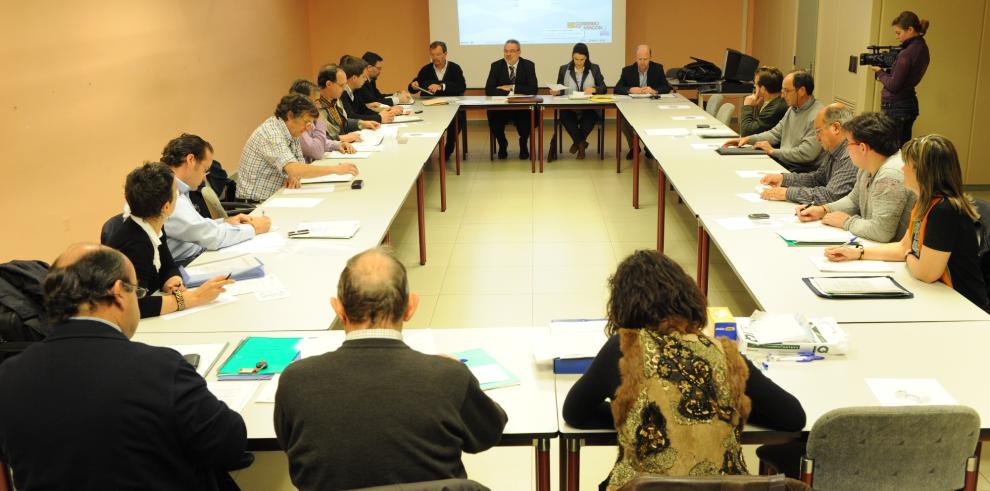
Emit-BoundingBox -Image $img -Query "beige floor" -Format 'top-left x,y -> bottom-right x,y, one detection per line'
233,121 -> 990,490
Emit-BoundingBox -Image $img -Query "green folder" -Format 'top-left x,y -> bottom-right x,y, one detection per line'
218,337 -> 302,380
452,348 -> 519,391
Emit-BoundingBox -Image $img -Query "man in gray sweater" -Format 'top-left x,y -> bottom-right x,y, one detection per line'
274,248 -> 507,491
797,112 -> 916,242
723,70 -> 823,171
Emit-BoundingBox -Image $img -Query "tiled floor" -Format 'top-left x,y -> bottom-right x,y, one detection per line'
233,122 -> 990,490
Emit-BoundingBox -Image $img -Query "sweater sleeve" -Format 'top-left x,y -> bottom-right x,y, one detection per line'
772,120 -> 822,165
783,153 -> 857,204
458,371 -> 508,453
843,175 -> 911,242
743,357 -> 807,431
561,335 -> 621,429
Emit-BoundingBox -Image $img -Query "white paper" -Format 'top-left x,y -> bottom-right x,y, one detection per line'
645,128 -> 690,136
256,374 -> 280,403
224,277 -> 264,296
547,83 -> 568,91
746,312 -> 811,344
866,378 -> 957,406
167,343 -> 227,377
297,336 -> 345,359
469,364 -> 512,385
402,132 -> 442,138
714,216 -> 785,231
352,144 -> 384,152
292,220 -> 361,239
777,227 -> 855,244
262,198 -> 323,209
457,99 -> 489,105
567,92 -> 592,100
323,151 -> 370,159
184,254 -> 258,276
546,319 -> 608,360
390,115 -> 422,123
690,143 -> 720,150
809,256 -> 896,273
282,186 -> 335,195
404,329 -> 437,355
357,130 -> 384,146
672,115 -> 706,121
736,192 -> 762,203
207,381 -> 259,412
253,274 -> 290,302
161,293 -> 238,320
736,170 -> 774,178
300,174 -> 353,184
218,232 -> 286,254
810,276 -> 905,294
694,128 -> 737,138
657,104 -> 693,110
628,93 -> 652,99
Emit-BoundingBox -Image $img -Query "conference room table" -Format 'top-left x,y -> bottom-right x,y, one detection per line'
553,320 -> 990,491
453,96 -> 539,173
134,327 -> 559,491
537,94 -> 617,169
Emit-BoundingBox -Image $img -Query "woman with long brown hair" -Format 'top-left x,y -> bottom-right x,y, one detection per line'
873,11 -> 931,145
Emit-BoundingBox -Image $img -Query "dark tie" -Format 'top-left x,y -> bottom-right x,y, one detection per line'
509,65 -> 516,83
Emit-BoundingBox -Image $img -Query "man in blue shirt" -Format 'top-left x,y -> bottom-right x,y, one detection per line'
161,134 -> 271,264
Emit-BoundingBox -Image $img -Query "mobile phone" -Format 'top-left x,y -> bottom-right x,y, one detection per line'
351,179 -> 364,190
183,353 -> 201,369
696,124 -> 711,128
748,213 -> 770,220
414,110 -> 423,114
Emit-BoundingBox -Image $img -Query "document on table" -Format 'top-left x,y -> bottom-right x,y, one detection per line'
161,293 -> 238,320
167,343 -> 227,377
690,143 -> 720,150
297,335 -> 345,359
745,312 -> 813,344
352,143 -> 384,152
777,227 -> 855,244
736,170 -> 775,178
866,378 -> 957,406
262,197 -> 323,208
252,274 -> 290,302
458,99 -> 489,105
256,374 -> 281,403
207,381 -> 260,412
217,231 -> 286,254
323,151 -> 370,159
299,174 -> 354,184
809,256 -> 895,273
736,192 -> 762,203
357,130 -> 384,146
657,104 -> 693,110
402,132 -> 442,138
671,115 -> 706,121
289,220 -> 360,239
282,185 -> 335,195
628,93 -> 652,99
809,276 -> 907,294
389,115 -> 422,123
532,319 -> 608,363
694,128 -> 737,138
403,328 -> 437,355
547,83 -> 568,92
645,128 -> 690,136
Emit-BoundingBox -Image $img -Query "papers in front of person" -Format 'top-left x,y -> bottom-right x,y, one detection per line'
694,128 -> 737,138
453,348 -> 519,391
777,227 -> 856,245
352,143 -> 384,152
457,99 -> 489,105
645,127 -> 689,136
532,319 -> 607,364
207,381 -> 260,412
657,104 -> 693,110
809,256 -> 896,273
262,197 -> 323,208
299,174 -> 354,185
252,274 -> 290,302
690,143 -> 720,150
628,93 -> 652,98
162,293 -> 238,320
672,115 -> 706,121
547,83 -> 568,92
865,378 -> 957,406
422,98 -> 453,106
738,312 -> 848,355
256,374 -> 281,403
167,343 -> 227,377
181,254 -> 264,287
568,92 -> 592,100
357,130 -> 384,146
297,335 -> 346,359
287,220 -> 360,239
323,151 -> 370,159
807,276 -> 908,295
388,115 -> 423,124
403,328 -> 437,355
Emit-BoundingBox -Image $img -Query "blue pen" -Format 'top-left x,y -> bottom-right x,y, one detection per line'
845,236 -> 859,246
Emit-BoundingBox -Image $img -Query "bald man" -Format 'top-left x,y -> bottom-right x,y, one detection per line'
614,44 -> 674,158
275,247 -> 507,491
0,244 -> 247,490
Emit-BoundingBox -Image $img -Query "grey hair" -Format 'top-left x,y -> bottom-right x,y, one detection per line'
505,39 -> 521,49
337,247 -> 409,326
823,105 -> 854,126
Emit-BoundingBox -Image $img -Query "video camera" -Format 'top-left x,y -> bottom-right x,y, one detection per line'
859,45 -> 903,70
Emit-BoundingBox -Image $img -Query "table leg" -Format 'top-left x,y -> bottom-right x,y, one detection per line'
538,105 -> 544,173
615,111 -> 623,173
417,171 -> 427,265
455,111 -> 462,175
558,437 -> 568,491
657,169 -> 666,252
632,132 -> 640,209
566,438 -> 582,491
534,438 -> 550,491
530,106 -> 536,173
438,134 -> 447,213
697,223 -> 710,295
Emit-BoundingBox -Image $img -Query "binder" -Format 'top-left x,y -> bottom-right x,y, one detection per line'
217,337 -> 303,380
802,276 -> 913,299
453,348 -> 519,391
180,255 -> 265,287
716,147 -> 766,155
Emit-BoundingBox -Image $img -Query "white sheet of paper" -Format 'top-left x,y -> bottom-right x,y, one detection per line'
547,83 -> 568,91
469,364 -> 511,385
736,170 -> 774,178
161,293 -> 237,320
628,93 -> 652,99
646,128 -> 690,136
293,220 -> 361,239
690,143 -> 720,150
657,104 -> 693,110
457,99 -> 489,105
262,198 -> 323,209
253,274 -> 290,302
281,186 -> 335,195
351,144 -> 384,152
391,115 -> 421,123
218,232 -> 286,254
297,336 -> 345,359
672,115 -> 706,121
715,217 -> 784,231
403,132 -> 442,138
207,381 -> 260,412
299,174 -> 353,184
866,378 -> 957,406
403,329 -> 436,355
810,276 -> 904,294
746,313 -> 811,344
809,256 -> 896,273
255,374 -> 280,403
167,343 -> 227,377
357,131 -> 384,146
184,254 -> 258,275
224,278 -> 263,296
323,151 -> 370,159
736,192 -> 762,203
778,227 -> 855,243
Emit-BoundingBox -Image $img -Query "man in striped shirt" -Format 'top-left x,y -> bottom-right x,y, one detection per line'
759,103 -> 857,204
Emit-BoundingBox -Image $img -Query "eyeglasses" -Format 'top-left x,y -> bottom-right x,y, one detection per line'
120,281 -> 148,299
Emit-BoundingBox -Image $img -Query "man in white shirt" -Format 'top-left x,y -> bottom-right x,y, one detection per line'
161,134 -> 271,264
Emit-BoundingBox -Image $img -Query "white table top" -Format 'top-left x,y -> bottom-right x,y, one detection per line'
133,327 -> 559,444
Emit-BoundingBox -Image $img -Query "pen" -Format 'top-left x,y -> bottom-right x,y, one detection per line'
224,273 -> 232,281
845,236 -> 859,246
798,201 -> 815,214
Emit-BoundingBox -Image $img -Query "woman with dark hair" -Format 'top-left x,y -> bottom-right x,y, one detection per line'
827,134 -> 988,311
550,43 -> 607,160
563,250 -> 806,489
106,162 -> 232,318
873,10 -> 930,145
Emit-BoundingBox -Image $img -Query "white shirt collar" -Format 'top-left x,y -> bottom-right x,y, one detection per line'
130,215 -> 163,271
345,328 -> 404,341
70,316 -> 124,334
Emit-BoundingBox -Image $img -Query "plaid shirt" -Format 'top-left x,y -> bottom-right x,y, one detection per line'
236,116 -> 305,202
781,140 -> 857,204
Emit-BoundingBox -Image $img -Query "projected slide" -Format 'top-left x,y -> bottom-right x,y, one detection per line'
458,0 -> 612,45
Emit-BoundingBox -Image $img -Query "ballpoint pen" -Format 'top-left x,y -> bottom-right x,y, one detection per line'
797,201 -> 815,214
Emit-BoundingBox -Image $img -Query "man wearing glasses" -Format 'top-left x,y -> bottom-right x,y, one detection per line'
484,39 -> 538,160
317,63 -> 381,142
0,244 -> 248,490
723,70 -> 824,171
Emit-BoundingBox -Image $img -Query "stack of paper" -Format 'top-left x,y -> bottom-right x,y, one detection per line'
389,115 -> 423,124
738,313 -> 848,355
288,220 -> 360,239
694,128 -> 737,138
217,337 -> 302,381
357,131 -> 384,146
453,348 -> 519,391
568,92 -> 591,100
180,254 -> 264,287
808,276 -> 906,295
207,381 -> 260,412
299,174 -> 354,185
777,227 -> 855,245
167,343 -> 228,377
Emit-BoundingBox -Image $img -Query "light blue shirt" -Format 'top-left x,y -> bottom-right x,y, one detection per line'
164,178 -> 255,263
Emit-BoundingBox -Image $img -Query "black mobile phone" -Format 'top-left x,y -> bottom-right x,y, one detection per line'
414,110 -> 423,114
697,124 -> 711,128
351,179 -> 364,190
748,213 -> 770,220
183,353 -> 201,369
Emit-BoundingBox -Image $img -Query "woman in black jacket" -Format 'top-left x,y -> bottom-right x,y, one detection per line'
551,43 -> 607,160
873,11 -> 930,145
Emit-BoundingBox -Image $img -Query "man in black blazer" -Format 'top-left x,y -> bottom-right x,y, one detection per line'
357,51 -> 413,107
614,45 -> 674,158
340,56 -> 396,124
409,41 -> 468,160
484,39 -> 538,159
0,244 -> 248,490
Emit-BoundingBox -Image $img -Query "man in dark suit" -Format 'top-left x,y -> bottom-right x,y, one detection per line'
484,39 -> 538,159
357,51 -> 413,108
0,244 -> 248,490
275,248 -> 507,491
409,40 -> 467,160
340,56 -> 397,124
614,44 -> 674,159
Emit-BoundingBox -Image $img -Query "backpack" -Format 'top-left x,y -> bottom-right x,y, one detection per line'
0,260 -> 50,362
677,57 -> 722,82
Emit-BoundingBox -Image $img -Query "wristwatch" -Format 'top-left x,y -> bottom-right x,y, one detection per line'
173,290 -> 186,311
851,242 -> 865,260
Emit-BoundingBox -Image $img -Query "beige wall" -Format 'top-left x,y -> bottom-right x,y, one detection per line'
624,0 -> 748,68
970,2 -> 990,184
750,0 -> 798,71
814,0 -> 879,111
1,0 -> 312,262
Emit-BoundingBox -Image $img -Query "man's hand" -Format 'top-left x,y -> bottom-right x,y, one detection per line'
427,83 -> 442,93
284,176 -> 301,189
359,120 -> 381,130
643,87 -> 658,95
225,214 -> 252,226
341,132 -> 362,143
397,91 -> 412,103
752,141 -> 775,154
497,85 -> 513,92
333,163 -> 359,176
822,210 -> 850,228
824,245 -> 859,262
760,186 -> 787,201
379,112 -> 395,123
584,87 -> 595,95
367,102 -> 382,110
796,204 -> 826,222
628,87 -> 643,94
163,275 -> 185,294
721,137 -> 749,148
249,215 -> 272,234
339,142 -> 356,154
760,173 -> 784,186
744,94 -> 763,107
388,106 -> 403,116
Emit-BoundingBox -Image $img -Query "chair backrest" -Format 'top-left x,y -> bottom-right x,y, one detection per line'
806,405 -> 980,490
349,478 -> 491,491
100,213 -> 126,245
716,102 -> 736,125
618,474 -> 812,490
705,94 -> 724,116
198,185 -> 229,220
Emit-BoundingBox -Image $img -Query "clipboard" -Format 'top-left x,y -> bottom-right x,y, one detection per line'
802,276 -> 914,299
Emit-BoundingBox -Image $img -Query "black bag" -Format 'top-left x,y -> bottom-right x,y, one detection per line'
0,260 -> 50,362
677,57 -> 722,82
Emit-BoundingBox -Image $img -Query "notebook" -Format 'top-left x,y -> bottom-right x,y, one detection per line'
803,276 -> 913,299
179,254 -> 264,287
694,128 -> 738,138
217,337 -> 303,380
453,348 -> 519,391
809,256 -> 895,273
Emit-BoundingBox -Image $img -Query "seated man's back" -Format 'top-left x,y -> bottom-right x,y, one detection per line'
275,337 -> 507,491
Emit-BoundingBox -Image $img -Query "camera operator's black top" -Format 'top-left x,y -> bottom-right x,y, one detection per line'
876,35 -> 930,102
